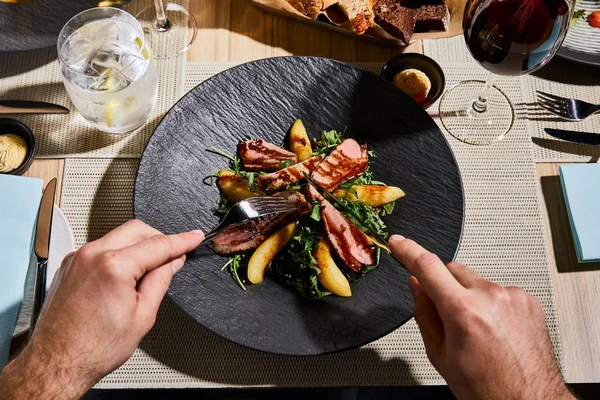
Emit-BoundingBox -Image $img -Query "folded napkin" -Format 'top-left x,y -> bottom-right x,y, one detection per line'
560,164 -> 600,263
0,174 -> 43,369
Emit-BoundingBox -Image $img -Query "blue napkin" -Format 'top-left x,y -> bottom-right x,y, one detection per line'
560,164 -> 600,263
0,174 -> 43,369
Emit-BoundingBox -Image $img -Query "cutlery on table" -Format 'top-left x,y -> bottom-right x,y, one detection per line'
0,100 -> 69,115
536,91 -> 600,121
544,128 -> 600,146
201,196 -> 296,244
30,178 -> 56,335
303,172 -> 391,253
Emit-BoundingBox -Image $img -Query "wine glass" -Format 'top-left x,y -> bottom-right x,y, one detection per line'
439,0 -> 574,145
135,0 -> 198,60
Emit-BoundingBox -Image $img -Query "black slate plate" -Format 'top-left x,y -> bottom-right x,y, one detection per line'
0,1 -> 129,53
134,57 -> 464,356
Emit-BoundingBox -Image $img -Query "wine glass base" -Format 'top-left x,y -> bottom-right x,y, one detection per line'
438,80 -> 515,146
136,3 -> 198,60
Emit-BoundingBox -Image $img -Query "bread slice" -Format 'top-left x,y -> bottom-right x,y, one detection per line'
415,2 -> 450,32
373,0 -> 417,44
337,0 -> 377,34
304,0 -> 325,19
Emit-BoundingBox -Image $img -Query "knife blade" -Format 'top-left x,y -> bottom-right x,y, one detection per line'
303,172 -> 391,253
544,128 -> 600,146
0,100 -> 69,115
30,178 -> 57,335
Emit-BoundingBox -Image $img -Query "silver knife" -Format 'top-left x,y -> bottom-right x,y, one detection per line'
544,128 -> 600,146
30,178 -> 57,335
0,100 -> 69,115
303,172 -> 391,252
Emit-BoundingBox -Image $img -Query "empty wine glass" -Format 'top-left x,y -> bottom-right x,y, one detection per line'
439,0 -> 574,145
136,0 -> 198,60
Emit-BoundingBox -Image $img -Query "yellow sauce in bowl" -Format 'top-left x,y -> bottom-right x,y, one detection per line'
0,134 -> 28,173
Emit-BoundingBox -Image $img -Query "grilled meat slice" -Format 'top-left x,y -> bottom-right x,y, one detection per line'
311,138 -> 368,191
238,139 -> 297,172
257,154 -> 325,192
308,184 -> 376,272
210,191 -> 311,255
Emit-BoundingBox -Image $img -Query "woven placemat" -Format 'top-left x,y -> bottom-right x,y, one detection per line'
58,62 -> 562,388
0,0 -> 186,158
424,38 -> 600,162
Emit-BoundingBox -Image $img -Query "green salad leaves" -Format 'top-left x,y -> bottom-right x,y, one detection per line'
213,129 -> 398,299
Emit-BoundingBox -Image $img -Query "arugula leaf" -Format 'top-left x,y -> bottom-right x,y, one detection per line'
310,202 -> 321,221
571,9 -> 586,27
222,254 -> 248,290
217,192 -> 232,213
271,221 -> 331,299
285,183 -> 302,191
313,129 -> 345,155
279,159 -> 293,169
334,196 -> 388,238
383,201 -> 395,215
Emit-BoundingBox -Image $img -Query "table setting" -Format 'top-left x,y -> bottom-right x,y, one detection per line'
1,0 -> 599,390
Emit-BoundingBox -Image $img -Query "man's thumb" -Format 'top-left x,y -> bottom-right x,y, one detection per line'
409,276 -> 445,366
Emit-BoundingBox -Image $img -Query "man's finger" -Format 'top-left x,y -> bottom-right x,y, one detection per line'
410,277 -> 445,367
446,262 -> 483,288
136,257 -> 184,324
117,230 -> 204,280
390,235 -> 464,306
93,219 -> 161,250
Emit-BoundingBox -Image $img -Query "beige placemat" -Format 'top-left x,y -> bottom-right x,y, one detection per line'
424,38 -> 600,162
0,0 -> 186,158
58,62 -> 562,388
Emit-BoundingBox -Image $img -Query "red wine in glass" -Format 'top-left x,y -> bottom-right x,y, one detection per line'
464,0 -> 571,75
438,0 -> 573,145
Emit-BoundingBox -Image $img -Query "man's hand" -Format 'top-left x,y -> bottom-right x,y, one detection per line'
0,220 -> 204,400
389,235 -> 573,400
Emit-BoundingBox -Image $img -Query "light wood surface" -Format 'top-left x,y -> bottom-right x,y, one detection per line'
537,164 -> 600,383
24,159 -> 63,206
21,0 -> 600,384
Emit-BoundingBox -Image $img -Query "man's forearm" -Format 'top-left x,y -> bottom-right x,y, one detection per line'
0,341 -> 91,400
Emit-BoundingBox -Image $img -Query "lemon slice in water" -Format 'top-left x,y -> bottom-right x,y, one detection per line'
105,96 -> 138,129
135,37 -> 150,60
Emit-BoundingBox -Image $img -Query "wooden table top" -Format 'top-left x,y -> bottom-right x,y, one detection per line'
23,0 -> 600,384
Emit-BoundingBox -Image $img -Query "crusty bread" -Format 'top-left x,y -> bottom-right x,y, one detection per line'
304,0 -> 324,19
337,0 -> 377,34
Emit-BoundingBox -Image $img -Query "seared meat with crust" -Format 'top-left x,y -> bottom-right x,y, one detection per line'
257,154 -> 325,192
210,191 -> 311,255
308,184 -> 376,272
310,138 -> 368,191
238,139 -> 297,172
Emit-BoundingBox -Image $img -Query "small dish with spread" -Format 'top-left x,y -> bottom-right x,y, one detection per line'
0,118 -> 36,175
381,53 -> 445,109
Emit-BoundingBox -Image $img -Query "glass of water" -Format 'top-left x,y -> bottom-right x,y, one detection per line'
58,7 -> 158,134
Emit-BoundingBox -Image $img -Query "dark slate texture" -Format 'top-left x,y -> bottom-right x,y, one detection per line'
0,1 -> 129,53
134,57 -> 464,356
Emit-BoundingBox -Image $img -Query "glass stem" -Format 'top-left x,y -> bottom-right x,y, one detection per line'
472,73 -> 496,113
154,0 -> 171,31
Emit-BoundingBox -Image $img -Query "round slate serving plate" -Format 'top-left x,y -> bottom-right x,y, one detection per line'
0,0 -> 129,53
557,0 -> 600,66
134,57 -> 464,356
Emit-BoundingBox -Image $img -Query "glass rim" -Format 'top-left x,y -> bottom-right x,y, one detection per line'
57,7 -> 149,79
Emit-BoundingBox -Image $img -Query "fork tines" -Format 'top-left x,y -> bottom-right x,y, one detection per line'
245,196 -> 295,214
536,90 -> 570,119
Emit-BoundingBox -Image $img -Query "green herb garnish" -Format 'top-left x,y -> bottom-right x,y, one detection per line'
312,129 -> 345,155
571,9 -> 586,27
271,221 -> 330,299
279,159 -> 293,169
222,254 -> 248,291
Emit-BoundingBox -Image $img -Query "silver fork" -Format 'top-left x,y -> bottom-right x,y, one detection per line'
201,196 -> 295,244
536,90 -> 600,121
